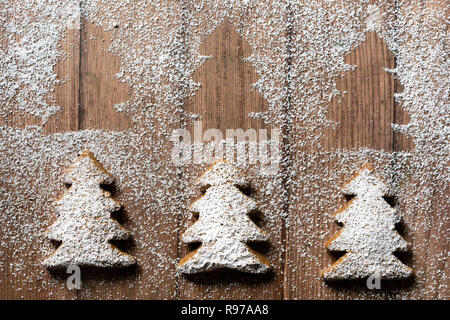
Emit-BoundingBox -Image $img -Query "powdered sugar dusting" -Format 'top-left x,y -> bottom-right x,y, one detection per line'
197,160 -> 249,189
0,0 -> 447,299
178,161 -> 270,274
0,1 -> 81,123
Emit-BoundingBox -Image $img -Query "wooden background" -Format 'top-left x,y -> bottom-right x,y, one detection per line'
0,1 -> 447,300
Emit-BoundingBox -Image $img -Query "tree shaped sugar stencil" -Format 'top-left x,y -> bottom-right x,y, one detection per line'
178,160 -> 271,274
322,164 -> 413,280
43,151 -> 136,268
327,32 -> 413,151
185,22 -> 269,134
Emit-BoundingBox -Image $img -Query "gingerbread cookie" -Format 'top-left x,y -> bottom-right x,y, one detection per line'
178,160 -> 271,274
322,164 -> 413,280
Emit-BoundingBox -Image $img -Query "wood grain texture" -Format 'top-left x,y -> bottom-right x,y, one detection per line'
394,0 -> 449,299
78,20 -> 131,132
284,0 -> 424,300
0,6 -> 81,300
71,5 -> 183,299
326,32 -> 413,151
50,27 -> 81,133
0,1 -> 447,300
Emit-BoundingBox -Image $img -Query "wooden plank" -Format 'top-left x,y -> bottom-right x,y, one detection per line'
395,0 -> 449,299
420,0 -> 449,299
178,2 -> 289,299
0,12 -> 80,133
0,1 -> 183,299
40,24 -> 81,300
77,20 -> 131,132
67,20 -> 138,299
326,32 -> 412,151
0,0 -> 447,300
284,0 -> 418,299
0,3 -> 81,300
44,27 -> 81,133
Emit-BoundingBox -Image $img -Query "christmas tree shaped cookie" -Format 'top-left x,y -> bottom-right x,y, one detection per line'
178,160 -> 271,274
322,164 -> 413,280
43,151 -> 136,269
